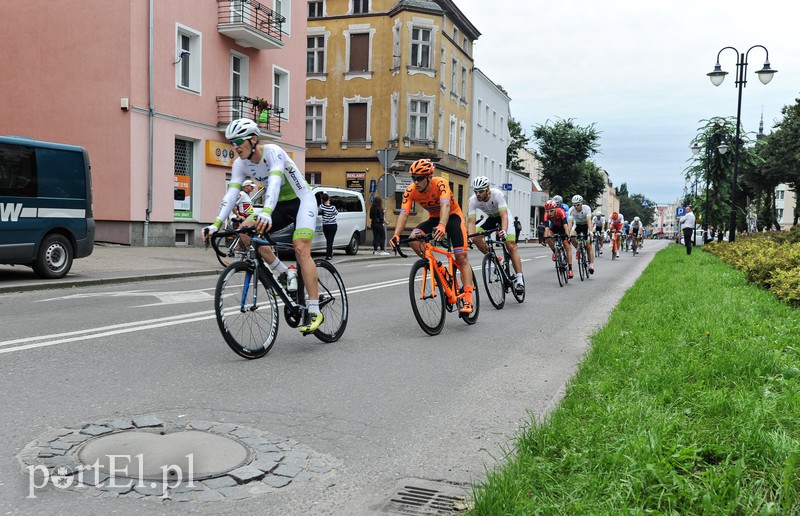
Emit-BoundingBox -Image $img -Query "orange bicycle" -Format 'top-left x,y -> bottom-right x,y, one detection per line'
395,233 -> 479,335
611,229 -> 622,260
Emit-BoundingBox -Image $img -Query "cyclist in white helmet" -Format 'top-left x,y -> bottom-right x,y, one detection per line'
202,118 -> 323,334
466,176 -> 525,294
567,194 -> 595,274
591,210 -> 606,255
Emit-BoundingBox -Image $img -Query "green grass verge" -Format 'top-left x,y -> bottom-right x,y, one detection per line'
471,244 -> 800,514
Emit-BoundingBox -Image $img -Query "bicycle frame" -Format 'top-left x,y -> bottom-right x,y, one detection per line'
420,242 -> 460,305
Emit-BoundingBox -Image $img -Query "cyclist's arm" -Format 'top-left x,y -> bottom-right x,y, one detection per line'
499,208 -> 509,235
466,214 -> 477,236
260,171 -> 283,218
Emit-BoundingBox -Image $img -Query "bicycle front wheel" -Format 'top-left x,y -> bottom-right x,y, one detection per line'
215,262 -> 279,359
481,252 -> 505,309
409,259 -> 446,335
557,245 -> 569,286
578,247 -> 587,281
311,259 -> 349,343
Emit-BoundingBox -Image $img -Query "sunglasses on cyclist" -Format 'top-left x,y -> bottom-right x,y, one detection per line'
412,176 -> 428,182
229,138 -> 249,146
547,209 -> 556,213
474,188 -> 488,194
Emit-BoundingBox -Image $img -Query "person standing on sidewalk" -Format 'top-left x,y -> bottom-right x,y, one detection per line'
679,206 -> 696,255
370,196 -> 390,255
514,216 -> 522,242
319,193 -> 338,260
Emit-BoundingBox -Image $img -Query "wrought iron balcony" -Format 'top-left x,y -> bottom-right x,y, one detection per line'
217,96 -> 284,134
217,0 -> 285,50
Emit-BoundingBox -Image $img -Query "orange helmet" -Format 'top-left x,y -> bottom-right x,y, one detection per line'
409,158 -> 435,176
611,212 -> 619,220
544,200 -> 558,210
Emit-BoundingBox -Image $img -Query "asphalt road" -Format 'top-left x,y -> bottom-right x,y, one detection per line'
0,240 -> 669,515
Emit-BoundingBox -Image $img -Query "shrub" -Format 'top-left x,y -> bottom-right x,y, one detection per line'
769,266 -> 800,306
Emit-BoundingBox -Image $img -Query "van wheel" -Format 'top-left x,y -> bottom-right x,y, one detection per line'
345,232 -> 360,255
33,234 -> 74,279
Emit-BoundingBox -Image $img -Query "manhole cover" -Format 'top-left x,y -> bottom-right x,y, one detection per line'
78,430 -> 249,481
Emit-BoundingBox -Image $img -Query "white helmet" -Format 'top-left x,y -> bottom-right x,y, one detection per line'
595,210 -> 602,217
553,195 -> 563,204
472,176 -> 490,190
634,216 -> 640,222
571,194 -> 583,205
225,118 -> 261,140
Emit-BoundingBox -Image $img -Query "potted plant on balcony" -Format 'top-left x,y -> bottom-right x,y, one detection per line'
252,97 -> 270,124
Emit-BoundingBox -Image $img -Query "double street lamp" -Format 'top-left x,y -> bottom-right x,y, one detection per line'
706,45 -> 776,243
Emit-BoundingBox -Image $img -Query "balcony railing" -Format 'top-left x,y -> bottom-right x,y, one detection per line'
217,96 -> 284,134
217,0 -> 285,50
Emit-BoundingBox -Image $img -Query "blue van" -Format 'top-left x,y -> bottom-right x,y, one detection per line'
0,136 -> 95,278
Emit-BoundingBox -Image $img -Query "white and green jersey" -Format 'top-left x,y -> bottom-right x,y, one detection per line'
467,188 -> 512,221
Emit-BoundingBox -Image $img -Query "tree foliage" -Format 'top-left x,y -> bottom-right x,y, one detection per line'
616,183 -> 654,226
532,118 -> 603,206
506,117 -> 530,172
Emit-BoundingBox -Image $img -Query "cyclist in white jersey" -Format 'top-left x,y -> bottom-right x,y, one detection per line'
466,176 -> 525,294
591,210 -> 606,255
202,118 -> 323,334
567,195 -> 595,273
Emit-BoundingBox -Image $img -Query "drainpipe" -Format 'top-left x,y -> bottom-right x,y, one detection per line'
144,0 -> 154,247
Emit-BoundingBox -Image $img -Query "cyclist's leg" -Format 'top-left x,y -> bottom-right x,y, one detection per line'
447,214 -> 474,313
292,195 -> 324,333
504,236 -> 523,276
239,217 -> 278,265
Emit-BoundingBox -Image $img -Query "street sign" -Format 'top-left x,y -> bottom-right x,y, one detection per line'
376,149 -> 398,169
375,174 -> 397,198
502,183 -> 512,191
369,179 -> 377,193
676,207 -> 686,217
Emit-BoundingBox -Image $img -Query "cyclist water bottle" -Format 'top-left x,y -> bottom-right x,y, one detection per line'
287,265 -> 298,292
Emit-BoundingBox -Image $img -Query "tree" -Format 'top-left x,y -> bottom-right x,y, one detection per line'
532,118 -> 602,204
506,117 -> 530,172
616,183 -> 654,226
760,97 -> 800,226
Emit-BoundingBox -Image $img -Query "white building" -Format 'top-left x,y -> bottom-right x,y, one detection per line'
775,185 -> 797,230
471,68 -> 532,239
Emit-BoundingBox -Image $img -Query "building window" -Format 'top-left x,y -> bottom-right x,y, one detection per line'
440,47 -> 446,86
352,0 -> 369,14
492,110 -> 497,135
484,105 -> 490,132
307,35 -> 325,74
450,58 -> 457,92
392,24 -> 401,69
499,116 -> 505,140
778,208 -> 784,219
274,0 -> 290,35
438,109 -> 444,149
347,102 -> 368,141
176,26 -> 201,93
777,189 -> 785,200
306,102 -> 325,142
475,152 -> 481,174
476,99 -> 483,126
410,27 -> 432,68
409,99 -> 430,140
230,53 -> 249,119
449,116 -> 457,155
458,184 -> 463,208
460,65 -> 467,97
349,33 -> 369,72
306,172 -> 322,185
390,93 -> 399,140
458,121 -> 466,159
308,0 -> 323,18
273,67 -> 289,118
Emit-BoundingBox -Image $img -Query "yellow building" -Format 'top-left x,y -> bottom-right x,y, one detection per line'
306,0 -> 480,229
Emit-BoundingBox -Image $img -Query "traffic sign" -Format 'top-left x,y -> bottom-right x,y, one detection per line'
376,149 -> 398,169
502,183 -> 512,191
676,207 -> 686,217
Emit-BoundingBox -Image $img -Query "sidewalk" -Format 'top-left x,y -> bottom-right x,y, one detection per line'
0,243 -> 388,294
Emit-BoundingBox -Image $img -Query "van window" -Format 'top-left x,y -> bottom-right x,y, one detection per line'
36,148 -> 86,198
328,192 -> 361,213
0,143 -> 37,197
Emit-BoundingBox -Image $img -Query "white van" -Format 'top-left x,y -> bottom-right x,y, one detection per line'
249,185 -> 367,255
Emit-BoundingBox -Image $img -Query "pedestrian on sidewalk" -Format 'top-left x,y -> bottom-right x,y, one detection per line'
514,216 -> 522,243
319,193 -> 338,260
370,196 -> 390,255
679,206 -> 696,255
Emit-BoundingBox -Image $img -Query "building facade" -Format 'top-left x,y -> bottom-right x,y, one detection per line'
0,0 -> 306,246
305,0 -> 480,230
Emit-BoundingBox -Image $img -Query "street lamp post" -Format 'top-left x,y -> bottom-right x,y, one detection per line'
690,125 -> 724,244
706,45 -> 776,243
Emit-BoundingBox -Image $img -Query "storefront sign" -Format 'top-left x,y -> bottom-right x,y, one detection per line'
205,141 -> 236,168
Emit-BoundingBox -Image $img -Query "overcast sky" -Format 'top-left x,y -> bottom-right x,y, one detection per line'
456,0 -> 800,204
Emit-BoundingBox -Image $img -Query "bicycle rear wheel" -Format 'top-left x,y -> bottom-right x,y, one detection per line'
311,259 -> 348,343
215,261 -> 279,359
507,256 -> 525,303
409,259 -> 446,335
481,252 -> 505,309
632,238 -> 638,256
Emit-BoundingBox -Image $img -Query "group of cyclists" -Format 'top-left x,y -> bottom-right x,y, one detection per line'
202,117 -> 648,337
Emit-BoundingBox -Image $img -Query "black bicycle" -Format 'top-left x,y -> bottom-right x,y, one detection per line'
208,227 -> 348,359
552,234 -> 569,287
575,235 -> 591,281
208,217 -> 245,267
470,230 -> 524,309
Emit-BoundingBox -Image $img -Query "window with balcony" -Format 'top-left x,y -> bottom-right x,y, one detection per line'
274,0 -> 290,35
307,35 -> 325,74
410,27 -> 431,69
230,53 -> 250,119
308,0 -> 323,18
352,0 -> 369,14
306,102 -> 326,143
176,26 -> 201,93
273,67 -> 289,119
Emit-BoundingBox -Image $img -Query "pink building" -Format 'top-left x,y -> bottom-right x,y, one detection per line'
0,0 -> 307,246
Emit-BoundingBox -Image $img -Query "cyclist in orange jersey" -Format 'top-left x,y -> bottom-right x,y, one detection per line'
390,159 -> 474,314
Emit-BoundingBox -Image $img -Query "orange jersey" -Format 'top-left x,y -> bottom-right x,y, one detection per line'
400,177 -> 462,218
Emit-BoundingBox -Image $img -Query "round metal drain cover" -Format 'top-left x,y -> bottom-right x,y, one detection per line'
78,430 -> 249,481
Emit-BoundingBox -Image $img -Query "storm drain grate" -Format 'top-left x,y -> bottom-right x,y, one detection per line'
383,478 -> 469,514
